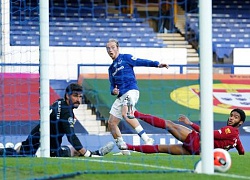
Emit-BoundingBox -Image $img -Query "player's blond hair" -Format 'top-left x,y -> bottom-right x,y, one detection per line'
107,38 -> 119,47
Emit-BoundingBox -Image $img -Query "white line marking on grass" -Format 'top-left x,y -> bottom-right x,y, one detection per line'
60,157 -> 250,179
213,173 -> 250,180
60,157 -> 193,172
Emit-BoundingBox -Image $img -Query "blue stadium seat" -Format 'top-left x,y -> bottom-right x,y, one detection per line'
213,32 -> 250,38
9,1 -> 167,48
186,0 -> 250,58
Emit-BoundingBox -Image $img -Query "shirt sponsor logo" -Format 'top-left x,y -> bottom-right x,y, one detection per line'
112,66 -> 124,76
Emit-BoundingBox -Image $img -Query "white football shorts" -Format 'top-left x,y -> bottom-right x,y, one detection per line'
109,90 -> 139,119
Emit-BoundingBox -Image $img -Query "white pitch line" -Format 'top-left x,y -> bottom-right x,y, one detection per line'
60,157 -> 250,179
213,173 -> 250,180
61,157 -> 193,172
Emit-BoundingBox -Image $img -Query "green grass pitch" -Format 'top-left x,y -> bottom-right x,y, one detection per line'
1,152 -> 249,180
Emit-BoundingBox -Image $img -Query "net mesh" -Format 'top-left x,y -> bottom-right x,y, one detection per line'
1,0 -> 249,179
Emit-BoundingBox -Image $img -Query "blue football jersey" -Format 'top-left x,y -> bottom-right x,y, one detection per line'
108,54 -> 159,97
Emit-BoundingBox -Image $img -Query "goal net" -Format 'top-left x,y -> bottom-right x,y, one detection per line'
2,0 -> 248,179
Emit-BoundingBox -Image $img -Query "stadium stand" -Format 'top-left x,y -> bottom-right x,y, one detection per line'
10,0 -> 203,62
11,0 -> 250,60
10,0 -> 165,48
185,0 -> 250,59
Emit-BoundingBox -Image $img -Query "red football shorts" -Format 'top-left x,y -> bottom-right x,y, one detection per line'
182,130 -> 200,155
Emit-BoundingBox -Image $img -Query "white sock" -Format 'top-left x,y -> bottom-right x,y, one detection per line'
135,125 -> 149,142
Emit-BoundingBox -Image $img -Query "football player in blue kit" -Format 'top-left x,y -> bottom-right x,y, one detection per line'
106,38 -> 169,152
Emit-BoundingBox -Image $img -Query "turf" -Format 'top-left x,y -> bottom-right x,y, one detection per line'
1,152 -> 249,180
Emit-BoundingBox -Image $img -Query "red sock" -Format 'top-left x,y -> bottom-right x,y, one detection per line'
134,111 -> 166,129
127,144 -> 159,153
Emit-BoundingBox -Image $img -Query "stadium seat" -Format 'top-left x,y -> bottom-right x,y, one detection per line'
186,0 -> 250,58
10,0 -> 165,48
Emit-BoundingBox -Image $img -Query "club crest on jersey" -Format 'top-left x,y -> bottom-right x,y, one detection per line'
225,128 -> 231,134
68,117 -> 75,127
118,59 -> 122,64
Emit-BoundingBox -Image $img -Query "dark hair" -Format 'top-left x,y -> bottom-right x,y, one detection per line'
231,108 -> 246,122
64,83 -> 82,99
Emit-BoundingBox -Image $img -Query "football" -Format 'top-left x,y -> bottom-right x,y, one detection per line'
194,148 -> 232,173
214,148 -> 232,173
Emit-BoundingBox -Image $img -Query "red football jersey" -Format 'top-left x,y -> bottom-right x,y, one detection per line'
191,124 -> 244,155
214,126 -> 244,155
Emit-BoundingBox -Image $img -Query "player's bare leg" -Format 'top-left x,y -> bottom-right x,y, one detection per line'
158,144 -> 191,155
108,114 -> 129,152
166,121 -> 192,142
108,114 -> 122,139
135,111 -> 191,142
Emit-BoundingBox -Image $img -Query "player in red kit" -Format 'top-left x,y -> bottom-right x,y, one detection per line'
125,108 -> 245,155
